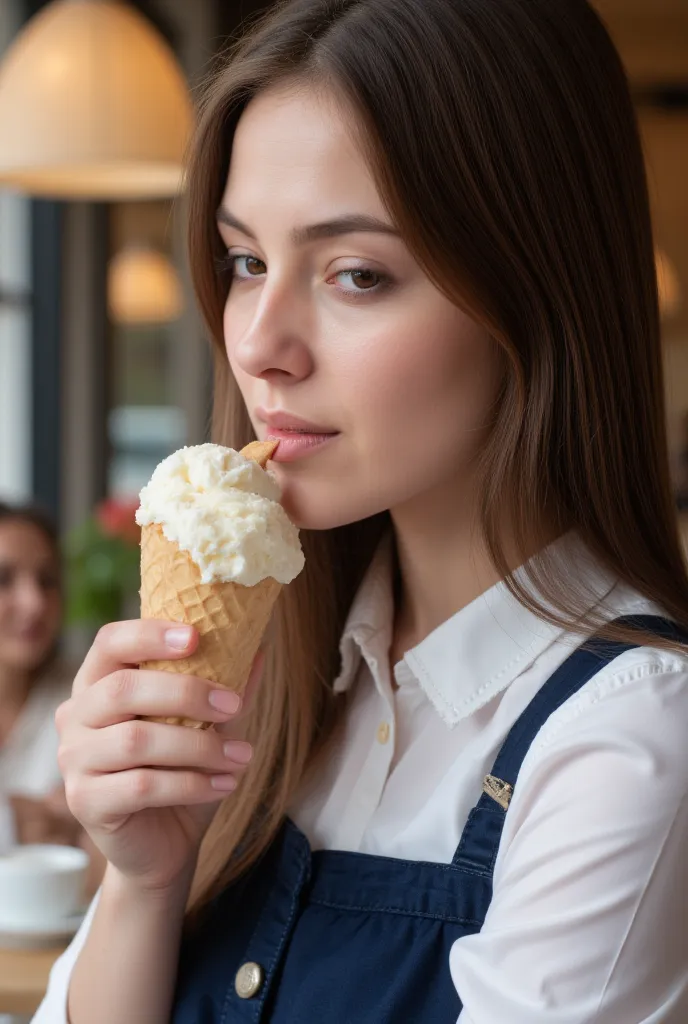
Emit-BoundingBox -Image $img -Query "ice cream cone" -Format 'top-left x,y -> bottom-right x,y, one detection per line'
139,440 -> 283,729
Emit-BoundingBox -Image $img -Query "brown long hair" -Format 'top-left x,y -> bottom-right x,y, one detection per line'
0,501 -> 59,553
184,0 -> 688,915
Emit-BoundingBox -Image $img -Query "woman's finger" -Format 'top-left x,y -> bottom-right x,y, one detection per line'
74,669 -> 241,729
67,720 -> 253,776
73,619 -> 199,696
67,768 -> 239,825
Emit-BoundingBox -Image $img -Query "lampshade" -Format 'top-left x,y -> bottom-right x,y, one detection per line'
108,246 -> 183,324
656,248 -> 682,320
0,0 -> 193,199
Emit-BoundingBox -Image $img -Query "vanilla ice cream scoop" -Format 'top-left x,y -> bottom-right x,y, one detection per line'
135,442 -> 304,586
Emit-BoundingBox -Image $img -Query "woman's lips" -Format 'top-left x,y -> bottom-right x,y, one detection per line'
267,428 -> 339,462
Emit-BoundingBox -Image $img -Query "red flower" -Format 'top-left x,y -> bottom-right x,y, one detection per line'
96,499 -> 141,546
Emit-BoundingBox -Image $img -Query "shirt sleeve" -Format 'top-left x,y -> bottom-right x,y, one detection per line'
452,657 -> 688,1024
32,889 -> 100,1023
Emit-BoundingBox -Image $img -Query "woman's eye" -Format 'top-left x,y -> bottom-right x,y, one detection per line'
334,269 -> 386,294
0,566 -> 13,588
221,254 -> 390,297
232,255 -> 267,280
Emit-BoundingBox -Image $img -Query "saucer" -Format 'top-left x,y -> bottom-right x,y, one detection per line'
0,909 -> 86,950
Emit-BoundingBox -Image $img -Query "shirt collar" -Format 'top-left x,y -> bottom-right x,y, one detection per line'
332,532 -> 394,693
332,530 -> 619,727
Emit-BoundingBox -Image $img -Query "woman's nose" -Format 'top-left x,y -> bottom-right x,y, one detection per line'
231,280 -> 315,383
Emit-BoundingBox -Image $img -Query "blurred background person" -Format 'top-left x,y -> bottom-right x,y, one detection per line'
0,501 -> 71,846
0,502 -> 104,893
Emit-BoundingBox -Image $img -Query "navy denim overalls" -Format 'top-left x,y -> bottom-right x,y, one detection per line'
172,615 -> 683,1023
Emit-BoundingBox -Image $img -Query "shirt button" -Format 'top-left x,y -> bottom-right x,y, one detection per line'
377,721 -> 391,744
235,961 -> 264,999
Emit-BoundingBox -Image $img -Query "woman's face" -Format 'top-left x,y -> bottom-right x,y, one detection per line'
0,521 -> 61,675
219,84 -> 502,530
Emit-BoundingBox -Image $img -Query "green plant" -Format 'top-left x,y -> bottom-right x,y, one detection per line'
64,499 -> 141,628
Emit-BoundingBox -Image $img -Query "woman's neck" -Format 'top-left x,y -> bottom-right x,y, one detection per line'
389,473 -> 550,659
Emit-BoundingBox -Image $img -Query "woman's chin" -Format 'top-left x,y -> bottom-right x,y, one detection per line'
281,492 -> 382,533
283,505 -> 335,532
280,492 -> 342,532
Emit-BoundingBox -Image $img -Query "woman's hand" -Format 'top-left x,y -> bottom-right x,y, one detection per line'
55,619 -> 263,896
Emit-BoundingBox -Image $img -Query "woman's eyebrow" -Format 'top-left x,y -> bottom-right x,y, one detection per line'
216,207 -> 400,244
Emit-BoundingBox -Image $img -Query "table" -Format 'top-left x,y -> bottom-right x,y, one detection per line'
0,944 -> 66,1015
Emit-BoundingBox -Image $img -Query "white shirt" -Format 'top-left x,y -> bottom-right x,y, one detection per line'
35,534 -> 688,1023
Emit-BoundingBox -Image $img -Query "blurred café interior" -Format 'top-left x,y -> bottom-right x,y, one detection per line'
0,0 -> 687,603
0,0 -> 686,1016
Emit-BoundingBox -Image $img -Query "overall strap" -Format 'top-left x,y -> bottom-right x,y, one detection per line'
452,614 -> 687,874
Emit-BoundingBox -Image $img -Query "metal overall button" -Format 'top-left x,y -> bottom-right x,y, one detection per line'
235,961 -> 265,999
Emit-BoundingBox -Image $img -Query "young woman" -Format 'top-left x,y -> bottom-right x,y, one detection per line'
37,1 -> 688,1021
0,502 -> 72,852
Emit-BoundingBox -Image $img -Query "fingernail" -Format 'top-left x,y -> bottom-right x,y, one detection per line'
209,689 -> 241,714
165,627 -> 193,650
223,741 -> 253,764
211,775 -> 238,792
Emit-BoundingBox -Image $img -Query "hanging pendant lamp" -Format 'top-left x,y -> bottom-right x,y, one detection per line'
656,248 -> 682,320
0,0 -> 193,199
108,245 -> 183,324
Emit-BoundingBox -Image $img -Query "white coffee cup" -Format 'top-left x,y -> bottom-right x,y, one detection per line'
0,845 -> 89,925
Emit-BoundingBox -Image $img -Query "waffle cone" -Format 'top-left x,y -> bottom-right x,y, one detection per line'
139,523 -> 282,729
